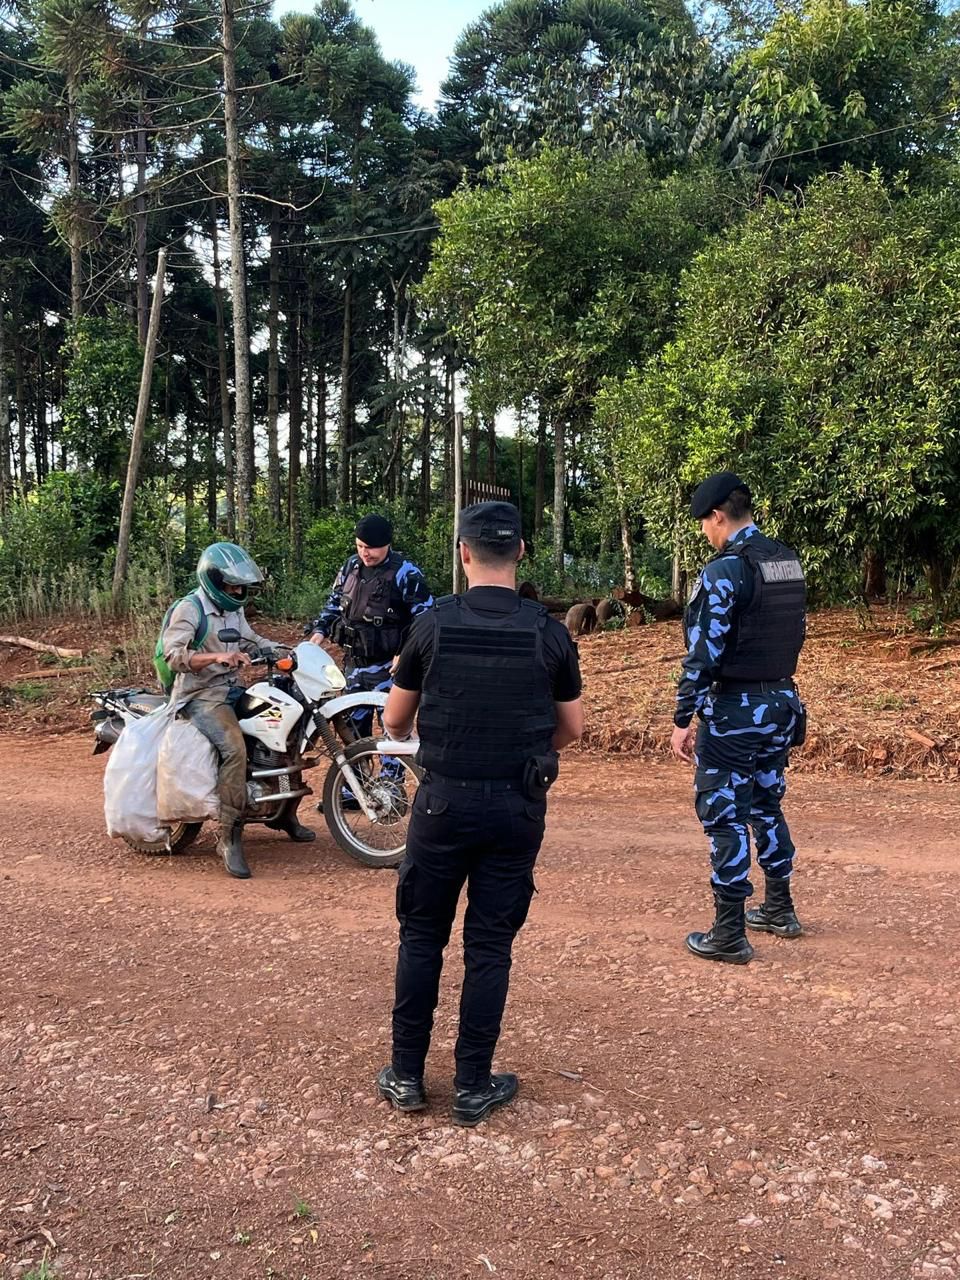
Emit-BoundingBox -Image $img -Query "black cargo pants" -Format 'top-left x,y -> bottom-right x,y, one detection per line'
391,777 -> 546,1088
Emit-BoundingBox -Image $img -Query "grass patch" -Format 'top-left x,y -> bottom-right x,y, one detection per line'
11,681 -> 50,704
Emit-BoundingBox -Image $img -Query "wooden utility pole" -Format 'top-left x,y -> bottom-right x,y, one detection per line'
452,410 -> 464,594
112,248 -> 166,609
221,0 -> 253,541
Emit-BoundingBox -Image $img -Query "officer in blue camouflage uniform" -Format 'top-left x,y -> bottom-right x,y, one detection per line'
671,473 -> 806,964
307,514 -> 433,770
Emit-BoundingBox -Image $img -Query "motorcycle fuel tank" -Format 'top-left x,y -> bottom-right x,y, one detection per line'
291,642 -> 347,703
237,683 -> 304,753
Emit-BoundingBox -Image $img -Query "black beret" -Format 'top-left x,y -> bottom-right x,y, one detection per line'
458,501 -> 521,544
689,471 -> 752,519
354,513 -> 393,547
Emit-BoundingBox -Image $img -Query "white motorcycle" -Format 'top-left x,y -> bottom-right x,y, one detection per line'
91,638 -> 421,868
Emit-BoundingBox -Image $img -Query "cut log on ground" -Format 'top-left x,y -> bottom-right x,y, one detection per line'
0,635 -> 84,659
566,603 -> 598,637
11,666 -> 96,680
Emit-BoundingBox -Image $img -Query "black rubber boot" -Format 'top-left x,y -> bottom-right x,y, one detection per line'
746,875 -> 802,937
265,800 -> 316,843
452,1074 -> 519,1127
217,818 -> 250,879
686,895 -> 754,964
377,1066 -> 427,1112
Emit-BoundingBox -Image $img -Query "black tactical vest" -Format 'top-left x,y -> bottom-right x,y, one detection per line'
417,595 -> 558,780
338,551 -> 406,664
714,532 -> 806,680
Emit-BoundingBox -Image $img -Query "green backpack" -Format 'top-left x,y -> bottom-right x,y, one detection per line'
153,592 -> 209,693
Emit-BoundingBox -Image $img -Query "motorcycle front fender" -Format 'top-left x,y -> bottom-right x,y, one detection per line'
318,690 -> 388,721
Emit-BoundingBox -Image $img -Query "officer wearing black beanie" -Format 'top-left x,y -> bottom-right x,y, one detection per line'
307,514 -> 433,786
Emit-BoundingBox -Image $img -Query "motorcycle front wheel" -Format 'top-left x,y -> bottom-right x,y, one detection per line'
122,822 -> 203,855
322,737 -> 422,869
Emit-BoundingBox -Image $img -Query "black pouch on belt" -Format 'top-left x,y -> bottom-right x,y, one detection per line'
523,752 -> 560,802
792,701 -> 808,748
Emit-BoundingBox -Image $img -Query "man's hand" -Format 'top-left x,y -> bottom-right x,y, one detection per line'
308,631 -> 330,649
671,723 -> 696,764
221,650 -> 252,670
389,653 -> 401,676
187,649 -> 251,673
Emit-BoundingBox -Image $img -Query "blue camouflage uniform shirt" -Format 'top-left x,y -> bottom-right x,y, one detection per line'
674,523 -> 760,729
311,552 -> 433,651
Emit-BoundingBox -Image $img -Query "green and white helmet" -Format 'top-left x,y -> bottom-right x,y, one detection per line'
196,542 -> 264,610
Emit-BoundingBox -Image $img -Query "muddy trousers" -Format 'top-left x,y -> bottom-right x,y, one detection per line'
183,699 -> 247,822
391,779 -> 545,1088
694,693 -> 799,902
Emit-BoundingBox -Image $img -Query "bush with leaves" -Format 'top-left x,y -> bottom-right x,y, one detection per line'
602,167 -> 960,603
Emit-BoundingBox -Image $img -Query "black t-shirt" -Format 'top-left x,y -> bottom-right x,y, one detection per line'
393,586 -> 583,702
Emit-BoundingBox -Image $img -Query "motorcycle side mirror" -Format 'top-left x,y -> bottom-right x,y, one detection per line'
218,627 -> 242,644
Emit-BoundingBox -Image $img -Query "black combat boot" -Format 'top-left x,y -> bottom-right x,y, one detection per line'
686,895 -> 754,964
452,1074 -> 519,1127
376,1066 -> 427,1112
265,799 -> 316,843
217,818 -> 250,879
746,875 -> 802,937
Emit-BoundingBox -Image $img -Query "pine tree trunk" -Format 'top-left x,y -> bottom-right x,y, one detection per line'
487,416 -> 496,483
287,277 -> 303,569
420,395 -> 432,520
209,201 -> 235,538
337,275 -> 352,508
553,419 -> 565,575
35,317 -> 47,483
304,285 -> 314,483
468,411 -> 478,485
316,366 -> 327,509
13,308 -> 28,490
221,0 -> 253,541
266,215 -> 281,524
610,448 -> 635,592
534,405 -> 546,539
206,363 -> 218,530
443,356 -> 454,505
135,75 -> 148,345
67,79 -> 82,326
0,302 -> 10,511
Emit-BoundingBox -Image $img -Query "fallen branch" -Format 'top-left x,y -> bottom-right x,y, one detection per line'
12,666 -> 96,680
905,728 -> 939,750
0,634 -> 84,659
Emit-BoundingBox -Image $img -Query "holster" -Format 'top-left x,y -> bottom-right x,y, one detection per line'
522,752 -> 559,802
792,702 -> 808,748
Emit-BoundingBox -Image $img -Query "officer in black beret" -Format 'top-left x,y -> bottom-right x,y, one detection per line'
671,472 -> 807,963
376,502 -> 584,1125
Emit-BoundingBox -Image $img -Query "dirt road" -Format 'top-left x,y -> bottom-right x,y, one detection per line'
1,736 -> 958,1280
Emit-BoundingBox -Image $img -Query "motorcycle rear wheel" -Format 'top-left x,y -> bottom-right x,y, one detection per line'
122,822 -> 203,855
322,737 -> 422,869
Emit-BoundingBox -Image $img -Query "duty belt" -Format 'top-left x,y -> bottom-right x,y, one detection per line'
712,677 -> 795,695
421,771 -> 522,794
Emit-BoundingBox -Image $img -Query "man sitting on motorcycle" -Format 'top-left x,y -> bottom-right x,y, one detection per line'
163,542 -> 315,879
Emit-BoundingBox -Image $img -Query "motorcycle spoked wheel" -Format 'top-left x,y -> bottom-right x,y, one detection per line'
122,823 -> 203,855
322,737 -> 422,869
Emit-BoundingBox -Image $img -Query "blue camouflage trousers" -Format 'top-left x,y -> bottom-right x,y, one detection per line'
345,660 -> 401,783
346,660 -> 394,736
693,691 -> 800,902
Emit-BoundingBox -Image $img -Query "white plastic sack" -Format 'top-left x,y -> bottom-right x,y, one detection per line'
104,703 -> 175,845
157,718 -> 219,824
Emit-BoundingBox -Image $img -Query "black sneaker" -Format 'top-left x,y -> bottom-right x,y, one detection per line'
376,1066 -> 427,1112
452,1073 -> 518,1127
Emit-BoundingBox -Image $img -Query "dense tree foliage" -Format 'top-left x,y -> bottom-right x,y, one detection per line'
0,0 -> 958,621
